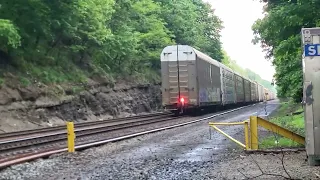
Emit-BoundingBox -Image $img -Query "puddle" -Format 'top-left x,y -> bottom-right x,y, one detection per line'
109,102 -> 280,163
175,144 -> 225,162
168,139 -> 182,143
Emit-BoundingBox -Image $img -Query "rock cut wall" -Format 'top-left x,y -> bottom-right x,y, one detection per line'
0,83 -> 162,133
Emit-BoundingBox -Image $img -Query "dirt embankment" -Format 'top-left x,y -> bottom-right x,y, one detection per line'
0,80 -> 162,133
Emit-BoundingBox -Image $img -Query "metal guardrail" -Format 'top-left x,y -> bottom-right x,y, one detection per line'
209,116 -> 305,151
209,121 -> 249,150
250,116 -> 305,150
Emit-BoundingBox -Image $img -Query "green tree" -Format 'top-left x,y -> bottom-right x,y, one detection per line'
0,19 -> 21,50
252,0 -> 320,102
0,0 -> 224,85
155,0 -> 223,60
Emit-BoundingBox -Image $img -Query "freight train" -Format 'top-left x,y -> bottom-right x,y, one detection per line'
160,45 -> 275,115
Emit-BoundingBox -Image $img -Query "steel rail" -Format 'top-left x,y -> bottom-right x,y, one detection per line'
0,104 -> 254,170
0,114 -> 178,153
0,114 -> 183,166
0,112 -> 170,143
0,112 -> 169,139
0,113 -> 172,145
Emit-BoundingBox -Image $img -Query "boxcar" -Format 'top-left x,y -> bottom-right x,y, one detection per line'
234,73 -> 245,103
250,81 -> 258,102
194,48 -> 221,107
220,63 -> 236,105
161,45 -> 221,112
257,84 -> 264,101
254,81 -> 259,102
161,45 -> 274,114
243,78 -> 251,103
263,88 -> 269,101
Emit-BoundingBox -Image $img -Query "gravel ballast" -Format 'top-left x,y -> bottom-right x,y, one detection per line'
1,100 -> 319,180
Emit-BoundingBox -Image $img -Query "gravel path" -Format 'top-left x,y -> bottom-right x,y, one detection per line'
1,100 -> 319,180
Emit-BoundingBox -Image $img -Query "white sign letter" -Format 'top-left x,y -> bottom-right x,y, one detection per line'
308,46 -> 316,56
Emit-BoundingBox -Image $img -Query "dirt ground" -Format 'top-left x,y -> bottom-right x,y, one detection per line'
1,100 -> 319,180
211,150 -> 320,179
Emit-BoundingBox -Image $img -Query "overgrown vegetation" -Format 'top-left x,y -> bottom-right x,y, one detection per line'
252,0 -> 320,102
260,101 -> 305,149
0,0 -> 276,93
0,0 -> 224,86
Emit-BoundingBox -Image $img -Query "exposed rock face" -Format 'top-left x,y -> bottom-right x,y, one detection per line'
0,83 -> 162,133
0,86 -> 22,105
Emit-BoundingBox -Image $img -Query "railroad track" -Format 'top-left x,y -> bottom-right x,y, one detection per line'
0,104 -> 253,170
0,112 -> 177,166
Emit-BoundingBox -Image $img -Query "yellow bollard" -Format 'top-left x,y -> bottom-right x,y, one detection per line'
67,122 -> 75,153
250,116 -> 258,150
244,121 -> 250,150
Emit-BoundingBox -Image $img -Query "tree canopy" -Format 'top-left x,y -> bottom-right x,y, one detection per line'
252,0 -> 320,102
0,0 -> 275,93
0,0 -> 223,85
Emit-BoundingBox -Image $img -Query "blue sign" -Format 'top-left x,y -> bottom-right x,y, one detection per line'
304,44 -> 320,56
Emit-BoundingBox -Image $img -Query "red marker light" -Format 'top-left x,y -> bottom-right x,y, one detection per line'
180,97 -> 185,103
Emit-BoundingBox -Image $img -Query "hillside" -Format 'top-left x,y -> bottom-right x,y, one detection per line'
0,0 -> 225,132
0,1 -> 276,133
0,1 -> 275,93
0,0 -> 223,89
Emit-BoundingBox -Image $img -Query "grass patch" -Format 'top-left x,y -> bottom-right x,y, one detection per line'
260,102 -> 305,149
260,136 -> 301,148
131,68 -> 161,84
26,65 -> 88,84
7,56 -> 89,85
72,86 -> 84,94
19,77 -> 31,87
0,53 -> 160,97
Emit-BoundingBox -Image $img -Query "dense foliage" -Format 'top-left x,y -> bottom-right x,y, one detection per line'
222,51 -> 276,92
0,0 -> 223,85
252,0 -> 320,102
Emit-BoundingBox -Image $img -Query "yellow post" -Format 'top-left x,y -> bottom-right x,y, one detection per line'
67,122 -> 75,153
244,121 -> 250,150
250,116 -> 258,150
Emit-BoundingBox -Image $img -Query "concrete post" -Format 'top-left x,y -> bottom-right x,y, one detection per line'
301,27 -> 320,166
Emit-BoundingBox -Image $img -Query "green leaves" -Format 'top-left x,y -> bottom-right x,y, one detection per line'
0,19 -> 21,49
252,0 -> 320,101
155,0 -> 223,60
0,0 -> 224,84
